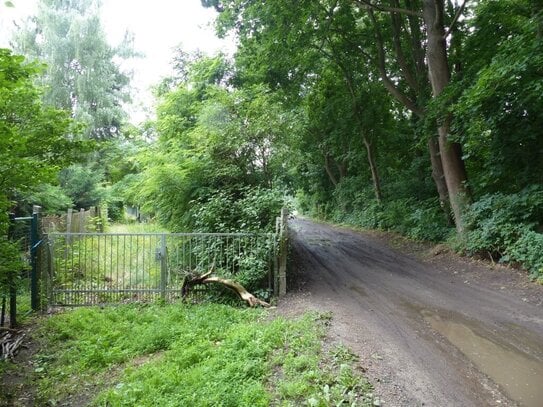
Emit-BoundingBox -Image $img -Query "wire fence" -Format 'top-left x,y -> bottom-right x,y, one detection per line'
44,232 -> 278,306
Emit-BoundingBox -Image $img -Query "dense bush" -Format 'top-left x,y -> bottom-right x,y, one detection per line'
463,187 -> 543,255
16,184 -> 72,215
462,186 -> 543,279
328,183 -> 451,242
178,187 -> 286,296
59,164 -> 106,209
507,231 -> 543,281
188,187 -> 286,233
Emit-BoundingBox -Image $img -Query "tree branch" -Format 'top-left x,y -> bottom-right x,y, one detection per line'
390,0 -> 419,91
355,0 -> 423,18
405,0 -> 427,75
444,0 -> 467,38
368,9 -> 424,116
182,272 -> 270,307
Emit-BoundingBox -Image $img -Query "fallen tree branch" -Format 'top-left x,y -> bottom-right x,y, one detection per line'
182,271 -> 270,308
1,331 -> 26,360
0,327 -> 20,333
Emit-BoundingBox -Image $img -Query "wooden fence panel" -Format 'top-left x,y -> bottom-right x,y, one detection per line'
42,206 -> 102,234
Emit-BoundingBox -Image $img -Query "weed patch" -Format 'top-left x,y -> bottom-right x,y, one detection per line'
17,304 -> 374,406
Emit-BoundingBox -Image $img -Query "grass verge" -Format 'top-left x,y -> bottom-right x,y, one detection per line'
2,303 -> 374,406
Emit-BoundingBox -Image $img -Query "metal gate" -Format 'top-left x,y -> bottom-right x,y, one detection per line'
44,232 -> 278,306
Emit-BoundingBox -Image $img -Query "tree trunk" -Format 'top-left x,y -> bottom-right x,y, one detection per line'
324,154 -> 338,186
336,161 -> 347,179
363,136 -> 383,203
422,0 -> 470,234
366,6 -> 451,217
427,137 -> 453,225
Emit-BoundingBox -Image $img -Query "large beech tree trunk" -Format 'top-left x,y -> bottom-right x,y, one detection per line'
422,0 -> 470,234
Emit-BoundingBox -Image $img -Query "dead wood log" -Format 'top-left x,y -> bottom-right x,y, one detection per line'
182,272 -> 270,308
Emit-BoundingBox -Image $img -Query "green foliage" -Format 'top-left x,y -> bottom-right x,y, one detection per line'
8,0 -> 142,216
451,0 -> 543,194
189,187 -> 285,233
182,187 -> 284,294
460,186 -> 543,278
507,231 -> 543,281
12,0 -> 133,139
0,49 -> 77,202
330,189 -> 450,242
18,183 -> 72,214
404,199 -> 452,242
59,164 -> 106,209
0,48 -> 78,295
133,56 -> 291,237
197,0 -> 543,282
463,187 -> 543,255
25,304 -> 374,406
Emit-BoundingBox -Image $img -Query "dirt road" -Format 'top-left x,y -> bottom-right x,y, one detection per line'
284,218 -> 543,407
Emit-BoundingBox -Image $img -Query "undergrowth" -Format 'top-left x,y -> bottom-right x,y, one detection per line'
21,303 -> 373,406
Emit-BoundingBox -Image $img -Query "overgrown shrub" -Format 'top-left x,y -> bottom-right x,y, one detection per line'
463,186 -> 543,257
188,187 -> 285,233
404,199 -> 452,242
331,194 -> 450,242
181,187 -> 285,296
505,231 -> 543,281
462,186 -> 543,279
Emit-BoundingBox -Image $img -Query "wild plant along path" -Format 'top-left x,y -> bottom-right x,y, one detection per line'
286,218 -> 543,407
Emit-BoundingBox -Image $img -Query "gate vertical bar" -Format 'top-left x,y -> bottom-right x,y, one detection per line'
278,207 -> 288,297
274,217 -> 280,296
30,206 -> 41,311
46,235 -> 54,309
160,234 -> 167,300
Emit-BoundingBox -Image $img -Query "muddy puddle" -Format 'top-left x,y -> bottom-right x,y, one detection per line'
422,310 -> 543,407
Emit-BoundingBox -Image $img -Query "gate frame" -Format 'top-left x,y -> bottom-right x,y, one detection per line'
43,230 -> 280,307
4,205 -> 42,327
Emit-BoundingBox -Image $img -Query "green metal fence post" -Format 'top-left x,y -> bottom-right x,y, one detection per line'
278,208 -> 288,297
30,206 -> 41,311
8,213 -> 17,327
160,234 -> 167,300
